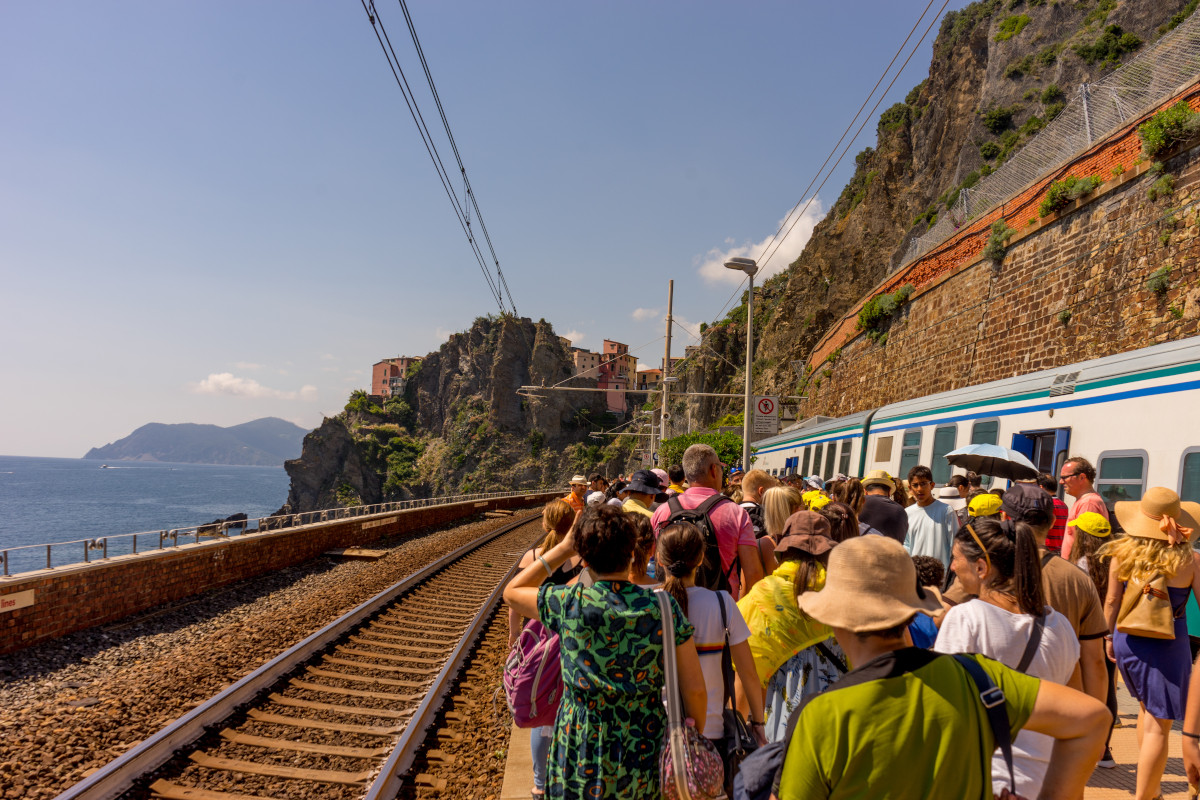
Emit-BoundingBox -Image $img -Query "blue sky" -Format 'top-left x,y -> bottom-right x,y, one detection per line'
0,1 -> 971,457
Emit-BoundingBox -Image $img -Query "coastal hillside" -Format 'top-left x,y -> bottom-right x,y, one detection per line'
279,316 -> 638,512
674,0 -> 1196,429
84,417 -> 307,466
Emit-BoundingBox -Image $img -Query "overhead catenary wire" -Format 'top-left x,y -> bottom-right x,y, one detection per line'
360,0 -> 513,315
752,0 -> 942,273
757,0 -> 952,272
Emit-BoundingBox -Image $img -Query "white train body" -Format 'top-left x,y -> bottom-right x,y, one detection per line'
752,336 -> 1200,508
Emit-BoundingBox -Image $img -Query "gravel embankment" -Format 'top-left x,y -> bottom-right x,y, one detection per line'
0,513 -> 537,800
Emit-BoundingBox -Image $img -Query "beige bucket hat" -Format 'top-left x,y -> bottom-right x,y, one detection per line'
797,535 -> 943,632
1114,487 -> 1200,544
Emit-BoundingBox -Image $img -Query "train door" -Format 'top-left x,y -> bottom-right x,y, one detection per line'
1011,428 -> 1072,485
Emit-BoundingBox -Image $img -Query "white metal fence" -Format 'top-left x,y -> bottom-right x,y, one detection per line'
900,10 -> 1200,268
0,488 -> 555,577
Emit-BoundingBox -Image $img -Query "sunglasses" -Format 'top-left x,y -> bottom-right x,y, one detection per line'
1059,472 -> 1081,480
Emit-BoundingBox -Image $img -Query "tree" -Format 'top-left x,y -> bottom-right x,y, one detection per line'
658,431 -> 744,471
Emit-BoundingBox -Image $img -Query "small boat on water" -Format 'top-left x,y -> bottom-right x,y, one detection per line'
100,464 -> 109,469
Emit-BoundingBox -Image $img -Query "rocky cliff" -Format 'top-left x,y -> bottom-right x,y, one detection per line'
675,0 -> 1195,431
280,316 -> 638,512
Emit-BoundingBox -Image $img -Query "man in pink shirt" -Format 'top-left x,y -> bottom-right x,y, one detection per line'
1059,456 -> 1110,559
650,443 -> 763,598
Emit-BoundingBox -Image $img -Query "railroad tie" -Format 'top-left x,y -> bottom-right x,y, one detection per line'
289,679 -> 423,703
414,774 -> 447,791
424,749 -> 455,765
324,654 -> 444,670
219,729 -> 390,759
266,692 -> 411,720
249,707 -> 405,735
149,779 -> 276,800
307,666 -> 433,688
336,645 -> 440,662
189,752 -> 372,785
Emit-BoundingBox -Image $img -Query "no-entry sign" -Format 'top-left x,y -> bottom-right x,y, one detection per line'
754,396 -> 779,435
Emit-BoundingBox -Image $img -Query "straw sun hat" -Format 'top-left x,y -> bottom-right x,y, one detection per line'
1114,487 -> 1200,545
797,535 -> 943,632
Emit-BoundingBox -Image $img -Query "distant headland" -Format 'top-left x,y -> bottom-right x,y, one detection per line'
84,417 -> 309,466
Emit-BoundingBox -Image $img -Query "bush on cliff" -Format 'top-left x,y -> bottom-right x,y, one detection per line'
658,431 -> 744,472
1139,101 -> 1200,158
1038,175 -> 1102,217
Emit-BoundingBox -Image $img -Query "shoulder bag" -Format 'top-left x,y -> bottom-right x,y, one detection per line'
953,654 -> 1027,800
1014,614 -> 1045,674
717,591 -> 758,794
656,589 -> 726,800
1117,573 -> 1181,640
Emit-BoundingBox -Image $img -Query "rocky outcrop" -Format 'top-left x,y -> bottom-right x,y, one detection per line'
279,316 -> 626,513
84,418 -> 307,466
676,0 -> 1194,429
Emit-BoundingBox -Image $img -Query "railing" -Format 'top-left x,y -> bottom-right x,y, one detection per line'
0,488 -> 556,578
899,9 -> 1200,269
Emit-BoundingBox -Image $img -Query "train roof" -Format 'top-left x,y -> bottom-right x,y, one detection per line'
751,335 -> 1200,452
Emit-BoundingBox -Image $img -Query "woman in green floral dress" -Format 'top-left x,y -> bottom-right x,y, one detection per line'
504,504 -> 707,799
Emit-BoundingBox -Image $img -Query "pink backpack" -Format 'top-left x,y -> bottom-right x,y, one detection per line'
503,619 -> 563,728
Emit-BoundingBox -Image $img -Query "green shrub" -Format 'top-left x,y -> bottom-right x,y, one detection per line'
1147,174 -> 1176,201
528,430 -> 544,458
1038,175 -> 1102,217
1057,309 -> 1072,326
858,284 -> 914,335
981,106 -> 1015,134
1004,54 -> 1034,79
1019,115 -> 1045,136
1138,101 -> 1200,158
658,431 -> 743,472
982,219 -> 1018,263
1170,305 -> 1185,319
878,102 -> 911,134
1074,25 -> 1142,65
1037,44 -> 1059,66
1146,266 -> 1171,296
905,80 -> 928,107
345,389 -> 384,416
994,14 -> 1031,41
1040,84 -> 1065,105
1044,101 -> 1066,121
961,171 -> 981,189
980,141 -> 1002,160
1163,0 -> 1200,33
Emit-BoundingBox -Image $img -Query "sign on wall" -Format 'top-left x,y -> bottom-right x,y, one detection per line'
753,396 -> 779,436
0,590 -> 35,614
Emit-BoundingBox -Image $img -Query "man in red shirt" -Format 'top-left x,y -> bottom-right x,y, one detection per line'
1037,473 -> 1070,555
1059,457 -> 1110,559
650,444 -> 763,598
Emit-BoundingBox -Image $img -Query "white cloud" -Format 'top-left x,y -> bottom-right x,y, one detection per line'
190,372 -> 317,401
320,353 -> 336,361
696,197 -> 826,286
234,361 -> 262,371
632,307 -> 660,322
563,330 -> 586,346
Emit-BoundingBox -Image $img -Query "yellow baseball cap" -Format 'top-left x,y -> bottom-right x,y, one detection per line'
969,493 -> 1003,517
806,493 -> 832,511
1068,511 -> 1112,538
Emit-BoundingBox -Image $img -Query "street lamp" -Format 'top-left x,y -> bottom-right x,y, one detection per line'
724,257 -> 758,472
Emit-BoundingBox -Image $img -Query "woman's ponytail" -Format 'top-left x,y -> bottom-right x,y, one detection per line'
656,522 -> 705,617
1010,520 -> 1046,617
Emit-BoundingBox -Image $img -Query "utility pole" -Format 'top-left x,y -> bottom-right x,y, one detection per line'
658,280 -> 674,466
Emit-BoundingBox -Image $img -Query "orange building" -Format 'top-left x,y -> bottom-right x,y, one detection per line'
371,356 -> 422,397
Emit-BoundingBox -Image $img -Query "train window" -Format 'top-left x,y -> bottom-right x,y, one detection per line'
898,429 -> 922,480
811,444 -> 822,477
1096,450 -> 1148,512
1182,449 -> 1200,502
971,419 -> 999,446
824,441 -> 837,481
875,436 -> 893,463
839,440 -> 853,477
931,425 -> 957,485
801,447 -> 811,476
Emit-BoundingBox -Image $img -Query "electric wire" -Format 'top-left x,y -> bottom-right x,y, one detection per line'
360,0 -> 507,313
757,0 -> 951,272
394,0 -> 517,315
753,0 -> 940,272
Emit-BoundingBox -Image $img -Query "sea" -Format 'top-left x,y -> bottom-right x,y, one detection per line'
0,456 -> 291,576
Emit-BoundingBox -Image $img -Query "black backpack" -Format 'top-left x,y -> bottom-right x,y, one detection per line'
665,494 -> 736,593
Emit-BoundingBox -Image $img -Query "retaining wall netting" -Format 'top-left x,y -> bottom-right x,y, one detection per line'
0,493 -> 557,655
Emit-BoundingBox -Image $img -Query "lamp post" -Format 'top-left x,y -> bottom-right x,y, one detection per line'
723,257 -> 758,472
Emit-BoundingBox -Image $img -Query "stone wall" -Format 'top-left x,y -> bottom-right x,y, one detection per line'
806,81 -> 1200,372
0,493 -> 557,656
802,131 -> 1200,418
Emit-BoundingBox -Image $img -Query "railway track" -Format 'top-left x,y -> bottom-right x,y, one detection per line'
53,512 -> 541,800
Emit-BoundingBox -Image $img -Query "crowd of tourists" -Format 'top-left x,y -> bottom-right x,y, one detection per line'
501,444 -> 1200,800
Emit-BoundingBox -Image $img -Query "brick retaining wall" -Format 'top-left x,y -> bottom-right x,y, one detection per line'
0,493 -> 558,656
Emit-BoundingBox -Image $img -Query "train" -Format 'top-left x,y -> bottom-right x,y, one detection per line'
751,335 -> 1200,510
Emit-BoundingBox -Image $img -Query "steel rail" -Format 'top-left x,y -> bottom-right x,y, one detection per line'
52,512 -> 540,800
364,530 -> 523,798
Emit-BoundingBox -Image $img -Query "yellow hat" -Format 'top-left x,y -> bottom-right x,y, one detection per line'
1068,511 -> 1112,538
968,493 -> 1003,517
807,493 -> 831,511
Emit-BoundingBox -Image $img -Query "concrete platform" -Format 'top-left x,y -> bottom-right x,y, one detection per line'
497,683 -> 1196,798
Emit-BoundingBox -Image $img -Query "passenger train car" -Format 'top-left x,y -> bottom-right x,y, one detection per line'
752,336 -> 1200,510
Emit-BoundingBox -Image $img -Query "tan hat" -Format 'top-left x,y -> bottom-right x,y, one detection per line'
774,511 -> 835,556
569,474 -> 588,486
861,470 -> 896,493
1114,487 -> 1200,544
797,535 -> 943,632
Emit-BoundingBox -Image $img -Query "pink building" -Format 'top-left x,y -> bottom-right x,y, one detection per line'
371,356 -> 422,397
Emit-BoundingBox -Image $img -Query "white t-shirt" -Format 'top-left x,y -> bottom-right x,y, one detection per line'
903,500 -> 958,568
685,586 -> 751,739
933,599 -> 1079,798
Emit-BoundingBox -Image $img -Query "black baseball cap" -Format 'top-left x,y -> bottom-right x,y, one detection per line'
1000,482 -> 1053,526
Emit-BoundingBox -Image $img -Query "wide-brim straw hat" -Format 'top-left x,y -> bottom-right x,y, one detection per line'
1114,487 -> 1200,541
797,535 -> 943,632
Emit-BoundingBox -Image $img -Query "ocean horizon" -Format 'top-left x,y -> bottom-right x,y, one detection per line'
0,455 -> 291,575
